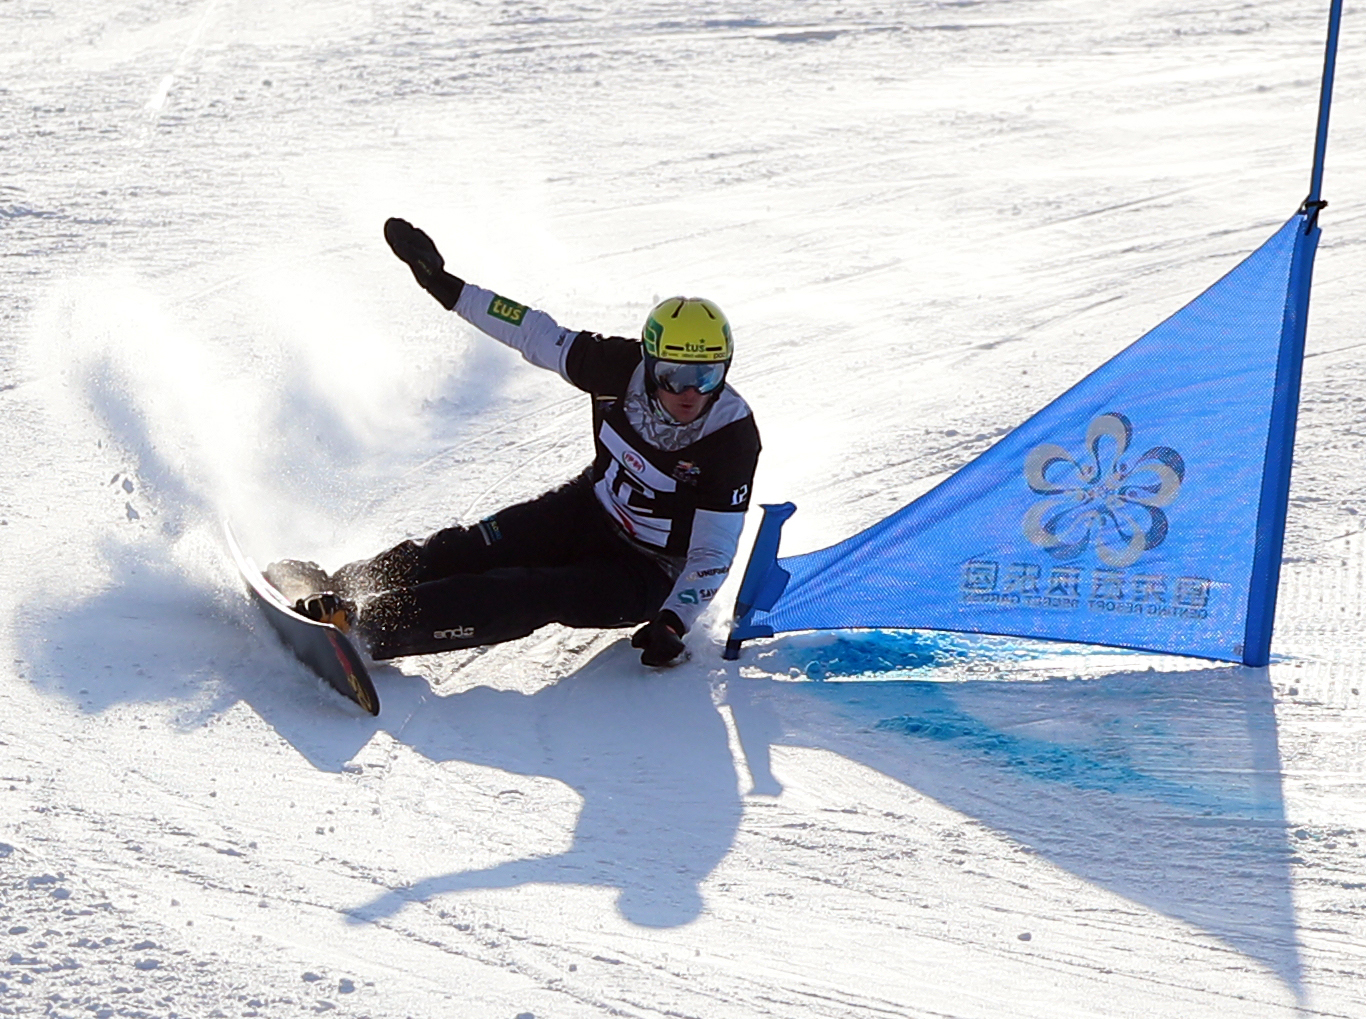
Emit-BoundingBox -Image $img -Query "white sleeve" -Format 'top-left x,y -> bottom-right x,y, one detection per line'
660,509 -> 746,633
453,282 -> 577,381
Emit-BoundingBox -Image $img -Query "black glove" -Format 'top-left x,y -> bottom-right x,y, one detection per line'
384,217 -> 465,310
631,610 -> 688,667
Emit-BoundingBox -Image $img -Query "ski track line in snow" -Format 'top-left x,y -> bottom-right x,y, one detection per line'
461,427 -> 586,521
143,0 -> 223,118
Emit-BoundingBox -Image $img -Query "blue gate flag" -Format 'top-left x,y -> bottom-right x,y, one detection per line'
727,211 -> 1321,666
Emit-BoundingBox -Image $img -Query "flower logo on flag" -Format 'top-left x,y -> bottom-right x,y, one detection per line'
1022,412 -> 1184,568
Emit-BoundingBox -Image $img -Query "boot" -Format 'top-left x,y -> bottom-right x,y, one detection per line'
263,559 -> 332,603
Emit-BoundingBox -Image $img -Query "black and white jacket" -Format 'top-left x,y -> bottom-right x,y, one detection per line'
453,283 -> 761,632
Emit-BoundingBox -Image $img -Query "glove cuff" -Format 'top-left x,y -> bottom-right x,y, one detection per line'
423,270 -> 465,311
657,609 -> 686,636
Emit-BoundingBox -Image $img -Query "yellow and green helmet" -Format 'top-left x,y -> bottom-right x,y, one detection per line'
641,297 -> 733,395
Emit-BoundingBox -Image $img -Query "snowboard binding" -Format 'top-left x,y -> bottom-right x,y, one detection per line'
293,591 -> 354,633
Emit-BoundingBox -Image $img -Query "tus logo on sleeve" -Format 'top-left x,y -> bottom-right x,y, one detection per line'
488,295 -> 528,326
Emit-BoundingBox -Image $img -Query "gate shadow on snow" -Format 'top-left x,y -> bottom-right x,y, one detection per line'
724,652 -> 1302,997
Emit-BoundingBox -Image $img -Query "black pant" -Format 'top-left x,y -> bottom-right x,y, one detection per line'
336,472 -> 675,660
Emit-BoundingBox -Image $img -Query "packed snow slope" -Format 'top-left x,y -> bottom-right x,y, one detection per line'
3,0 -> 1366,1016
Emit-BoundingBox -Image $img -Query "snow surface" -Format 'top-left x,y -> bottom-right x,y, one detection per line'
3,0 -> 1366,1016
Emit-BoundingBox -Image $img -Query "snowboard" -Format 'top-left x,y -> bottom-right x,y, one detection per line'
223,521 -> 380,716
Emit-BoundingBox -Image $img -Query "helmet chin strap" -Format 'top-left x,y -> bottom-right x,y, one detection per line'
648,391 -> 678,424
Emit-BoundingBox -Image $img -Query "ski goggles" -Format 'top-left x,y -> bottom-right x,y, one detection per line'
650,359 -> 728,394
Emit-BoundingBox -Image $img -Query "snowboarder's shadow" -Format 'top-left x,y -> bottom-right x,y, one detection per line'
16,539 -> 741,930
290,640 -> 742,931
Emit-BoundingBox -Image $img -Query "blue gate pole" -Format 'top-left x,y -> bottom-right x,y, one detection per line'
1306,0 -> 1344,209
1243,0 -> 1342,665
1243,223 -> 1320,666
723,502 -> 796,660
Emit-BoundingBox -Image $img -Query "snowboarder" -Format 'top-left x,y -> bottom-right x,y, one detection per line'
279,218 -> 761,668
